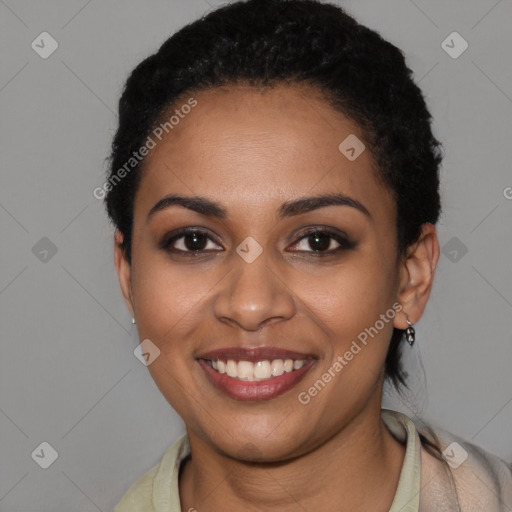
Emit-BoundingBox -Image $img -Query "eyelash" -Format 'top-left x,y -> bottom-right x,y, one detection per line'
159,227 -> 356,258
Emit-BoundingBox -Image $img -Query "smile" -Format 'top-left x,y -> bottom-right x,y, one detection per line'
196,347 -> 317,401
203,358 -> 308,381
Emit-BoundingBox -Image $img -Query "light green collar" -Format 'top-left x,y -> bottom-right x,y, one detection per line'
148,409 -> 421,512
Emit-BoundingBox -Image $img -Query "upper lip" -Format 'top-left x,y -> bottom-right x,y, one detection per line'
196,346 -> 317,362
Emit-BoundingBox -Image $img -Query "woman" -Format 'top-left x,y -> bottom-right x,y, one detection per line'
105,0 -> 512,510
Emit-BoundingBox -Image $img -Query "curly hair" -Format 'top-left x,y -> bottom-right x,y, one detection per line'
104,0 -> 443,394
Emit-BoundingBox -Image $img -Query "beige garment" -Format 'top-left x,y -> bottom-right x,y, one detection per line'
113,409 -> 512,511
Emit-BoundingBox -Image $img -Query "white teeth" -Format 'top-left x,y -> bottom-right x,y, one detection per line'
284,359 -> 294,373
254,360 -> 271,379
226,360 -> 238,378
271,359 -> 284,376
237,361 -> 254,380
207,358 -> 308,381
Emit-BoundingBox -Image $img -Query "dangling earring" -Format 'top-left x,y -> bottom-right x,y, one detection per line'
131,317 -> 136,325
405,319 -> 415,346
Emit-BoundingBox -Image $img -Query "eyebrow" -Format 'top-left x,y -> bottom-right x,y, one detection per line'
146,193 -> 371,222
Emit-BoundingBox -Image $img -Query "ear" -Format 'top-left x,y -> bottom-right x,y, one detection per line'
113,230 -> 134,318
394,223 -> 440,329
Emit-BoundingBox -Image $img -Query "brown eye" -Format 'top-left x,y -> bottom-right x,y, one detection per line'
160,228 -> 223,254
180,231 -> 209,251
304,231 -> 334,252
290,228 -> 356,255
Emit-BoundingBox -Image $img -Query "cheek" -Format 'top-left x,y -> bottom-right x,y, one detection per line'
302,259 -> 395,328
296,254 -> 398,373
130,253 -> 220,351
129,255 -> 218,420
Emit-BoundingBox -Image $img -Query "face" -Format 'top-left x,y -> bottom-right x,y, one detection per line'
115,84 -> 432,461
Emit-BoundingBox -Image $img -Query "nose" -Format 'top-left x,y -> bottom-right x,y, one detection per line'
213,249 -> 297,331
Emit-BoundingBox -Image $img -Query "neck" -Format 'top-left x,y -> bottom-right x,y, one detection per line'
179,401 -> 406,512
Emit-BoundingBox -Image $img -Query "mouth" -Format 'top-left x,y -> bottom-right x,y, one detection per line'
202,357 -> 309,380
196,347 -> 317,401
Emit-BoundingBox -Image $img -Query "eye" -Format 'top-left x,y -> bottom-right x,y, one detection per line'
289,228 -> 356,255
160,228 -> 223,255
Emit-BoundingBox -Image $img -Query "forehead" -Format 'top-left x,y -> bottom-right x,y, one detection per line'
134,84 -> 395,223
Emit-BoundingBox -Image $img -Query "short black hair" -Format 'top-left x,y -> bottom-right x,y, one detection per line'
105,0 -> 443,392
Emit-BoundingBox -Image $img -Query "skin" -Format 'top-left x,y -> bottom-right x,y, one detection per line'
114,84 -> 440,511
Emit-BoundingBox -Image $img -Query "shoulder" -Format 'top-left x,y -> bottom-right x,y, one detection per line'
418,422 -> 512,512
113,434 -> 190,512
113,464 -> 159,512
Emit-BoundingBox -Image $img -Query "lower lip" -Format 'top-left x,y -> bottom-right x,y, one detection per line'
198,359 -> 316,401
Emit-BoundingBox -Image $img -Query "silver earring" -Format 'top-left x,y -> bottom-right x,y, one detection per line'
405,319 -> 415,346
131,317 -> 136,325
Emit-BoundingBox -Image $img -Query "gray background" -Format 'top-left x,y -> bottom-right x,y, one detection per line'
1,0 -> 511,510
